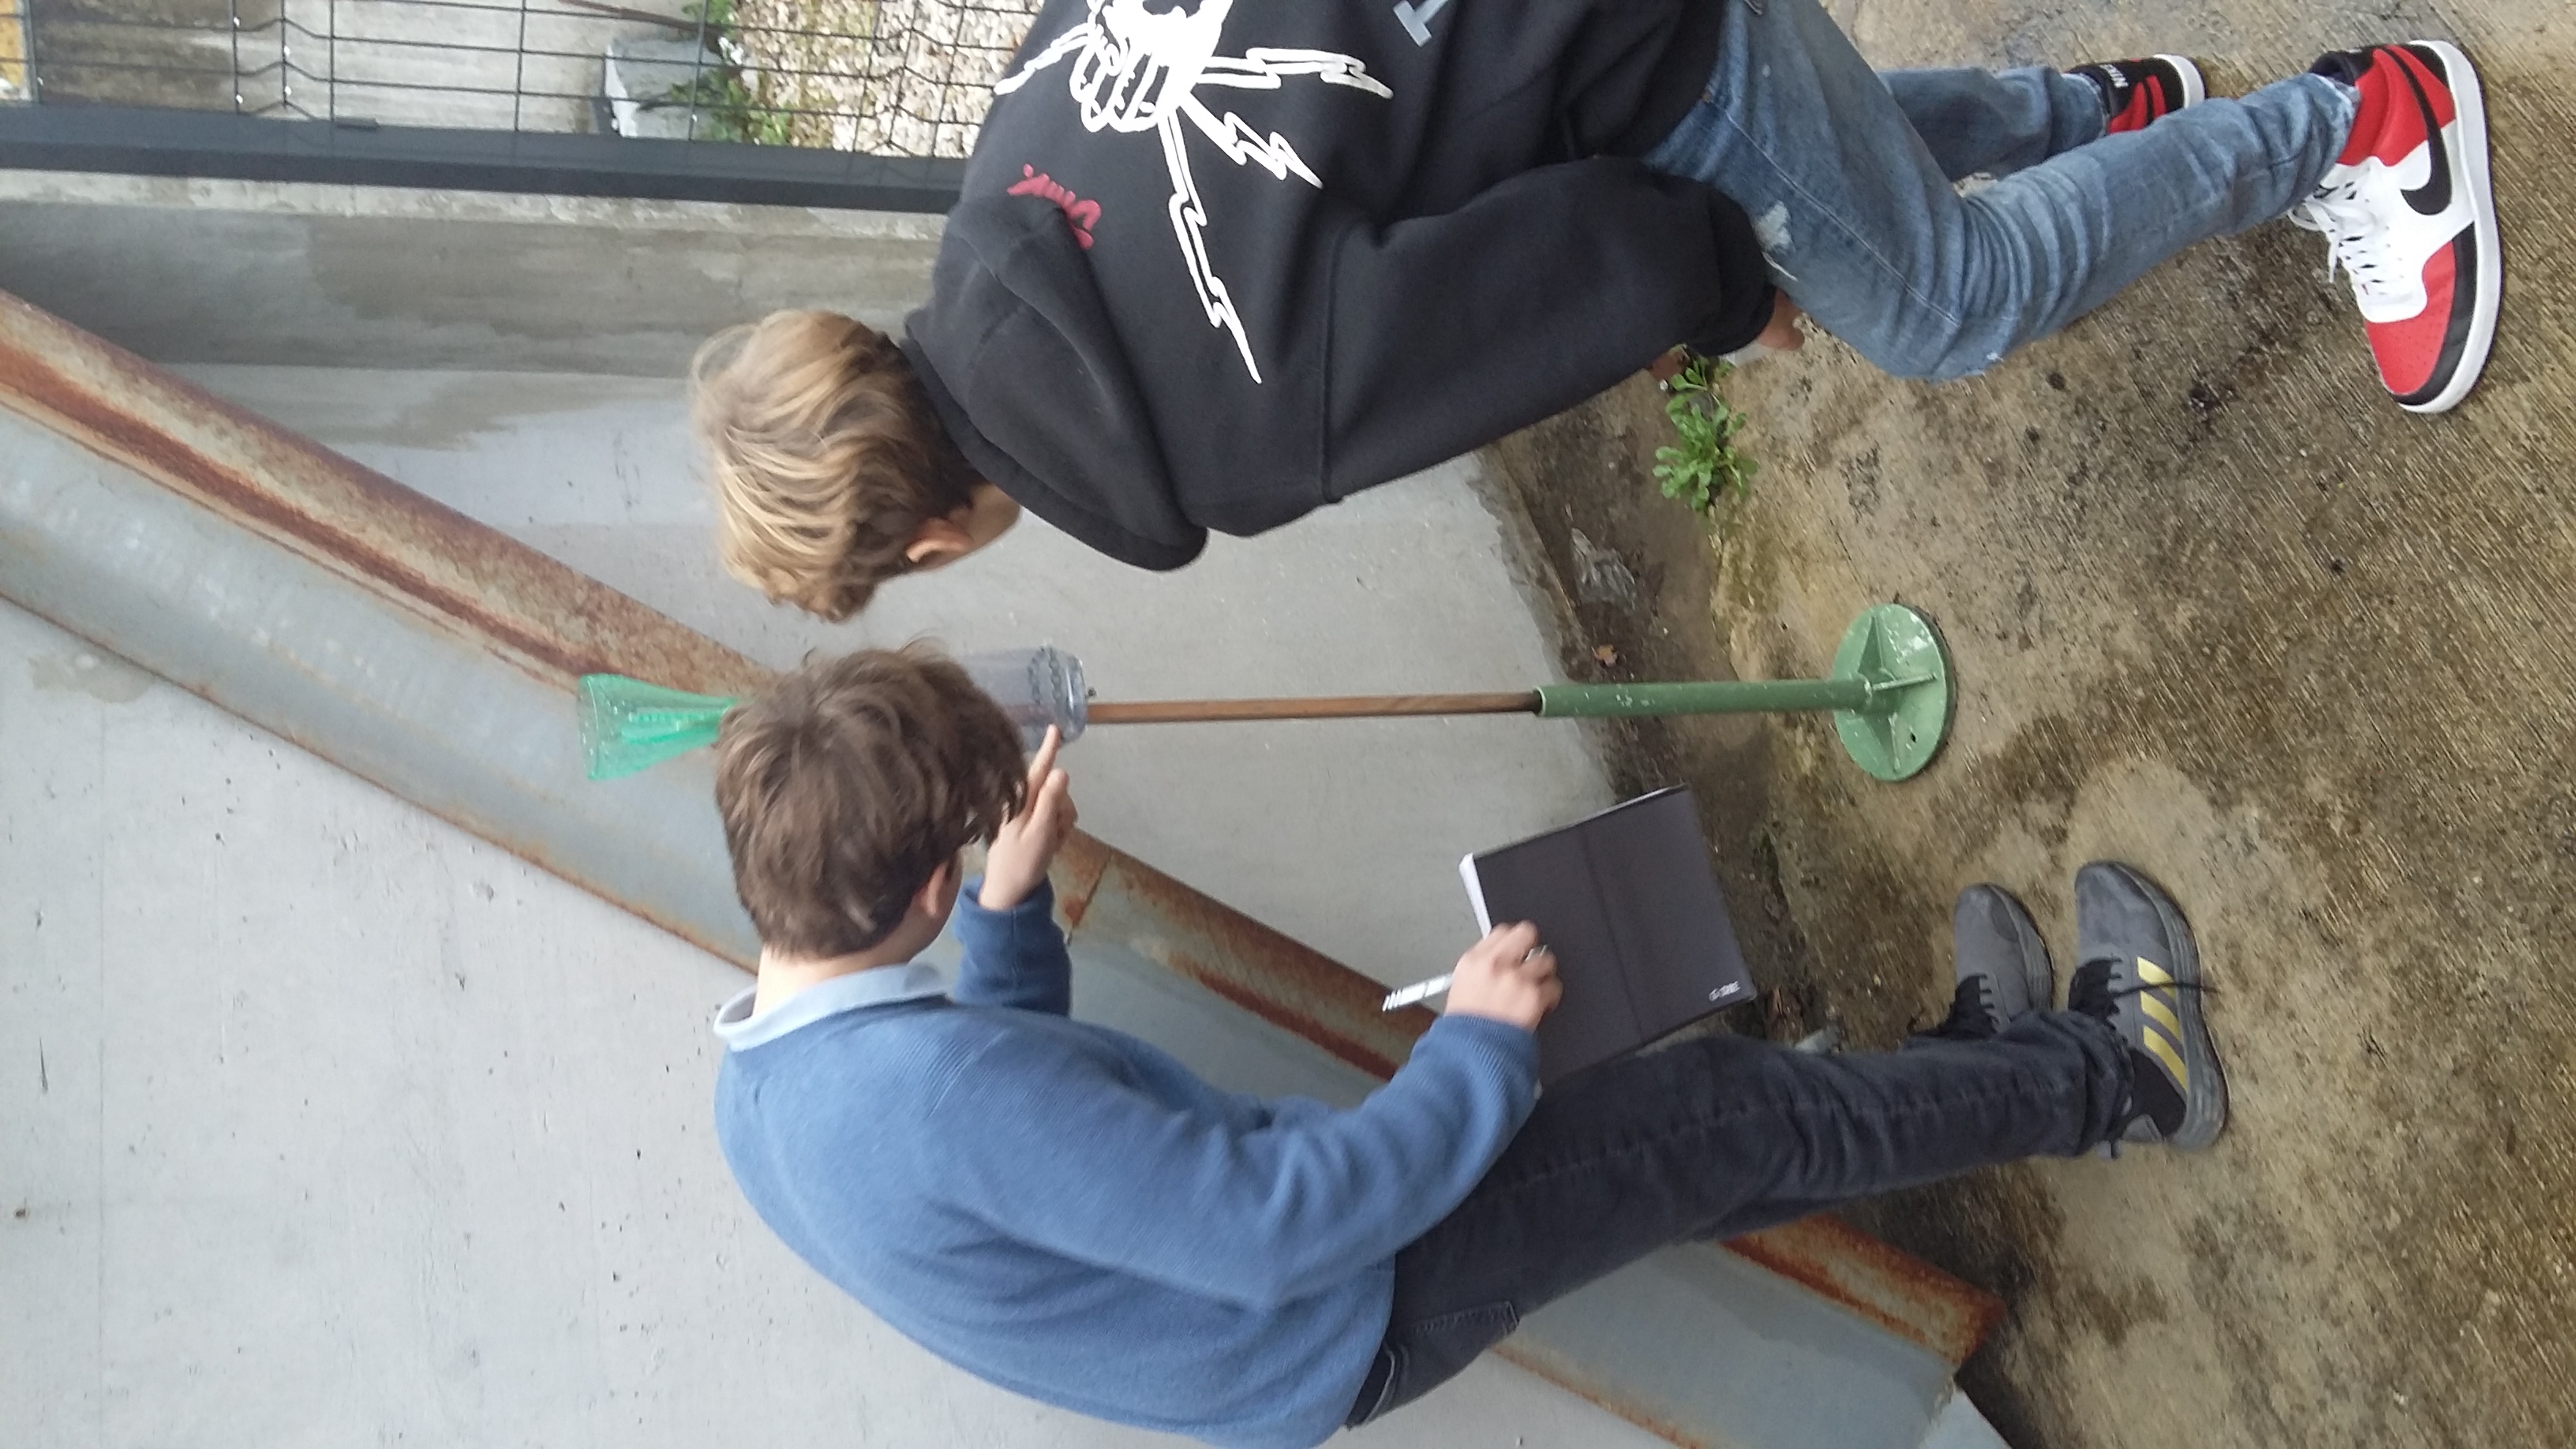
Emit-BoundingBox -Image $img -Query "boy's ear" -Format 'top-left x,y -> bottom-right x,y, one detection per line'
914,856 -> 963,923
903,513 -> 976,569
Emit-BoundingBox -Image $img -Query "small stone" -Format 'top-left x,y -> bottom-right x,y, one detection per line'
1567,530 -> 1641,612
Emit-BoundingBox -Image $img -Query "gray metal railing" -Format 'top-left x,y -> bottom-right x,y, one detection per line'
0,0 -> 1025,208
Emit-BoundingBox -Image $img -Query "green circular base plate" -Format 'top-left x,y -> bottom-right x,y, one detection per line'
1829,604 -> 1955,782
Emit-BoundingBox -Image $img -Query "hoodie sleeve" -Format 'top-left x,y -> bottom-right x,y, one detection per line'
948,878 -> 1073,1017
1320,157 -> 1773,493
929,1013 -> 1540,1308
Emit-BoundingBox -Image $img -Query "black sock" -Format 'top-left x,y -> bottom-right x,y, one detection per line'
2125,1047 -> 2188,1136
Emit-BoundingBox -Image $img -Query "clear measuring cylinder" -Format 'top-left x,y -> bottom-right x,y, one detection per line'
960,646 -> 1088,750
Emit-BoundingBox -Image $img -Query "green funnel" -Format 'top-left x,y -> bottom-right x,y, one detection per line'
578,674 -> 733,781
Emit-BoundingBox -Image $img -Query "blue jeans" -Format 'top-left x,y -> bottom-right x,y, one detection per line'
1644,0 -> 2358,379
1342,1009 -> 2129,1426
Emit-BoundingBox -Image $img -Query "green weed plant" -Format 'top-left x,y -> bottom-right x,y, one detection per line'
665,0 -> 794,144
1653,354 -> 1756,515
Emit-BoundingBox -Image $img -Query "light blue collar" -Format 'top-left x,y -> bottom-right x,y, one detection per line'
712,960 -> 949,1051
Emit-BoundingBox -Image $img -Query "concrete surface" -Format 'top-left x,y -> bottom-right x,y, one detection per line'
170,362 -> 1616,994
0,597 -> 1665,1449
0,172 -> 944,376
1476,2 -> 2576,1444
2,365 -> 1996,1449
0,167 -> 1701,1447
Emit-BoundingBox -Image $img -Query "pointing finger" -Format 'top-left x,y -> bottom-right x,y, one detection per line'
1025,726 -> 1061,796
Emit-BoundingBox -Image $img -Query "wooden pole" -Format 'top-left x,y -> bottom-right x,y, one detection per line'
1085,691 -> 1541,724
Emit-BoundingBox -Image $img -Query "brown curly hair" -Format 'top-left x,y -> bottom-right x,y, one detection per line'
713,646 -> 1026,958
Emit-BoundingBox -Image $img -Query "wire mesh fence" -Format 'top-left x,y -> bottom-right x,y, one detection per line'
2,3 -> 28,103
0,0 -> 1040,156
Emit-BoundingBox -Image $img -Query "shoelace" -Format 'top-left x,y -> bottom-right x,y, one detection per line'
2066,960 -> 2214,1020
1923,974 -> 2003,1040
2286,181 -> 2406,305
2068,960 -> 2213,1155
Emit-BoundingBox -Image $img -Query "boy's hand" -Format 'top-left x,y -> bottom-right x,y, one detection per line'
980,727 -> 1077,912
1444,923 -> 1561,1032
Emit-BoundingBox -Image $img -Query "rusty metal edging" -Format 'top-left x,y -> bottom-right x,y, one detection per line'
0,286 -> 2000,1398
0,289 -> 762,702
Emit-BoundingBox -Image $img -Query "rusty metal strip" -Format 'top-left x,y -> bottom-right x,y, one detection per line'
1068,844 -> 1439,1080
1727,1215 -> 2004,1367
1491,1342 -> 1713,1449
0,281 -> 1999,1378
1046,829 -> 1115,933
0,289 -> 763,700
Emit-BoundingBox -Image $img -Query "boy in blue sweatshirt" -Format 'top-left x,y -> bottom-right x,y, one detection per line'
710,648 -> 2228,1447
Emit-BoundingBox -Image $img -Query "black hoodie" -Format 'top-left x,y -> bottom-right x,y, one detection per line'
900,0 -> 1768,570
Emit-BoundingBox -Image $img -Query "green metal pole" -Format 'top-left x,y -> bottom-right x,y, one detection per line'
1537,605 -> 1956,782
1533,677 -> 1878,718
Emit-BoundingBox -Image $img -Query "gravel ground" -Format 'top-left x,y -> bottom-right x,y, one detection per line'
733,0 -> 1042,155
1476,1 -> 2575,1439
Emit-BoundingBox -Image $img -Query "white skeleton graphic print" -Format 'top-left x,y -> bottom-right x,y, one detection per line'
994,0 -> 1393,384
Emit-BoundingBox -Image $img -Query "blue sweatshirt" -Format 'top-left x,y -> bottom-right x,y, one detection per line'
713,881 -> 1541,1448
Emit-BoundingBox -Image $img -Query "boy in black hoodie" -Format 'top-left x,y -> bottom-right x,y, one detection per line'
691,0 -> 2499,620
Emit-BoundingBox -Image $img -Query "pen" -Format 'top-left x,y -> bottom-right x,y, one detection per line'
1380,972 -> 1451,1012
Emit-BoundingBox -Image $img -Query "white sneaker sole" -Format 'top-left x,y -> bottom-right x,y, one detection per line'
2154,54 -> 2208,109
2400,39 -> 2502,415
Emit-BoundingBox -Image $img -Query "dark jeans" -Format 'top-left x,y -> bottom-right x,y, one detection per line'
1343,1010 -> 2129,1426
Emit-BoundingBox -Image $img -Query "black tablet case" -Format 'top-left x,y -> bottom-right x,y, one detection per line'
1462,788 -> 1755,1086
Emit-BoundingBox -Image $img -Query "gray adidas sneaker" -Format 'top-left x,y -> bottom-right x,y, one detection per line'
2070,862 -> 2227,1151
1926,886 -> 2054,1039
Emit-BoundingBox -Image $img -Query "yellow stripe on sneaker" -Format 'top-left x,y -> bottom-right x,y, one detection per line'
2137,957 -> 2174,987
2142,990 -> 2181,1037
2141,1017 -> 2189,1086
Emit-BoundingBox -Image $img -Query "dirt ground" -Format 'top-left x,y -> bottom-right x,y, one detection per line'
1477,3 -> 2574,1445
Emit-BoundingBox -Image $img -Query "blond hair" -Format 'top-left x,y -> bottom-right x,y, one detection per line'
691,310 -> 979,620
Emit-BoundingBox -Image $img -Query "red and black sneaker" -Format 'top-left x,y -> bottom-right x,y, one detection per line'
2069,56 -> 2206,134
2293,43 -> 2501,414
